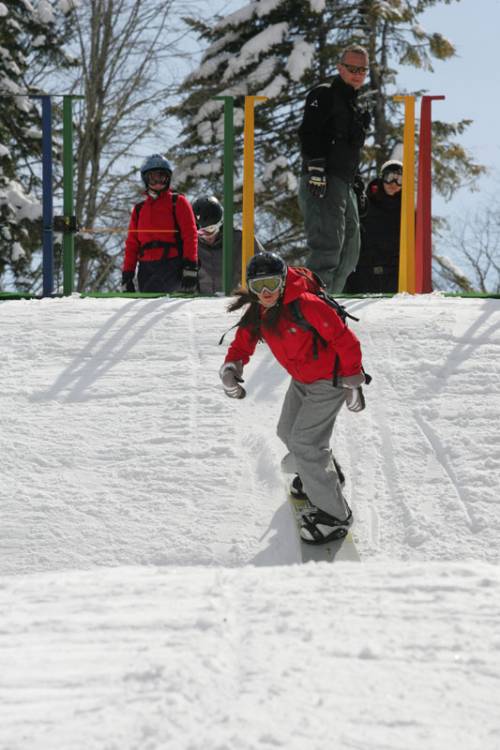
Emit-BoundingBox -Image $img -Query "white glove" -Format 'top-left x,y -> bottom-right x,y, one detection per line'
219,361 -> 246,399
341,373 -> 366,413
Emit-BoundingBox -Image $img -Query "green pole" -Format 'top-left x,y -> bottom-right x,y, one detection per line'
62,95 -> 74,296
215,96 -> 234,295
61,95 -> 84,295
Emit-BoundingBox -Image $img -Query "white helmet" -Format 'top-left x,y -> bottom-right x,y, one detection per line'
380,159 -> 403,178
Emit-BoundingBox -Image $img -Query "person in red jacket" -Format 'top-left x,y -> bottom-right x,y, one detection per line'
121,154 -> 198,293
219,252 -> 366,545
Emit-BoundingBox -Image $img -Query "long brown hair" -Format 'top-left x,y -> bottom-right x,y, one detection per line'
227,287 -> 285,338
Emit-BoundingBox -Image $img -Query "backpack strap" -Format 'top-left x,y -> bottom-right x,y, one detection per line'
171,192 -> 183,259
134,201 -> 145,222
289,299 -> 327,360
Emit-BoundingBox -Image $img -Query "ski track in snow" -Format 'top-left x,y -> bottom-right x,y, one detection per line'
1,294 -> 500,750
340,295 -> 500,562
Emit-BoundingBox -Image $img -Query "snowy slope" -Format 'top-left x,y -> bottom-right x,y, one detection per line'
1,294 -> 500,750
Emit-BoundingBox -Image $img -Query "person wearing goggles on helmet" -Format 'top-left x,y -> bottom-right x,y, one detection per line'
219,252 -> 367,546
121,154 -> 198,294
191,195 -> 264,295
298,44 -> 371,294
344,159 -> 403,294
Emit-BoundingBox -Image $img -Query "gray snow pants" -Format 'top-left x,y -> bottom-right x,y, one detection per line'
298,173 -> 360,294
277,378 -> 350,520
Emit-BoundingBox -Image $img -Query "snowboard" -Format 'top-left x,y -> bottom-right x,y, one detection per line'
288,493 -> 360,563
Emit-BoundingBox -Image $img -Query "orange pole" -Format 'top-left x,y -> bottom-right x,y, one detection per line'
394,95 -> 416,293
241,95 -> 267,286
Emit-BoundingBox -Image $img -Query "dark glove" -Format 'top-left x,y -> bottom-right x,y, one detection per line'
121,271 -> 135,292
219,361 -> 246,399
353,174 -> 368,218
306,158 -> 327,199
180,260 -> 198,293
341,373 -> 366,413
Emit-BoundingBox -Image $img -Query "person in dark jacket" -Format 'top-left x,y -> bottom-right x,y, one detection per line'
298,45 -> 371,294
191,195 -> 263,295
121,154 -> 198,294
219,252 -> 366,546
345,159 -> 402,294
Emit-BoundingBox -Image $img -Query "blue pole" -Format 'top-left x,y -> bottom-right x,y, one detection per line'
40,95 -> 53,297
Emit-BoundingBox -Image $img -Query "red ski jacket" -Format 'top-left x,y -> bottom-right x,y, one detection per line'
224,267 -> 363,384
122,189 -> 198,273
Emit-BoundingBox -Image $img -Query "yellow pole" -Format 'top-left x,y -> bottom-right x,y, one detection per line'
394,95 -> 416,293
242,95 -> 267,286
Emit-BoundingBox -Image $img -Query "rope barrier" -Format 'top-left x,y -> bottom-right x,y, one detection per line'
77,228 -> 179,234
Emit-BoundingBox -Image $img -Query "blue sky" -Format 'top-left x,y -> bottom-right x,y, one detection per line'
397,0 -> 500,221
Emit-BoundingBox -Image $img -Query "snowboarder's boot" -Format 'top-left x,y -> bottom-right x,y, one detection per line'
290,474 -> 308,500
300,506 -> 353,545
291,458 -> 345,501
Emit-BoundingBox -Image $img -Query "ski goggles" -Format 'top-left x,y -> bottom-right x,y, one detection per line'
145,170 -> 169,185
248,275 -> 284,295
198,222 -> 222,236
382,171 -> 403,186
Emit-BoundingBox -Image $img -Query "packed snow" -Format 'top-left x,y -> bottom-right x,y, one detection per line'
1,293 -> 500,750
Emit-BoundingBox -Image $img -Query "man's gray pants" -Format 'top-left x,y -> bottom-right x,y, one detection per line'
298,173 -> 360,294
277,378 -> 350,520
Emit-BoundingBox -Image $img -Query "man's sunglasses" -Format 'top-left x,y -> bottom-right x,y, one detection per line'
341,63 -> 369,75
248,275 -> 283,295
383,171 -> 403,186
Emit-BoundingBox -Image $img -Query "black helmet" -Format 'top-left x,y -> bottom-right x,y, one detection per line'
191,195 -> 223,228
140,154 -> 173,188
246,252 -> 287,281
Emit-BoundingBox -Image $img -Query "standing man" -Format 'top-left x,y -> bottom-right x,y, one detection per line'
298,45 -> 371,293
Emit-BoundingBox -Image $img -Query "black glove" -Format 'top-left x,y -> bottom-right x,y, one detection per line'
180,260 -> 198,293
121,271 -> 135,292
306,158 -> 327,199
353,174 -> 368,218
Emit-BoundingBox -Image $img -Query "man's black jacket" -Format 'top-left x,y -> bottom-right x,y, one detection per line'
298,75 -> 370,185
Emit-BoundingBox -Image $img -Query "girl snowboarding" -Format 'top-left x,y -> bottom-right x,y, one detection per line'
219,252 -> 366,545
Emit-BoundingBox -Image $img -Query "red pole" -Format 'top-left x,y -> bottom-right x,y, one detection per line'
415,95 -> 445,293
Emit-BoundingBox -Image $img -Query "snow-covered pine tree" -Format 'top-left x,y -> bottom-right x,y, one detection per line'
170,0 -> 484,257
0,0 -> 77,292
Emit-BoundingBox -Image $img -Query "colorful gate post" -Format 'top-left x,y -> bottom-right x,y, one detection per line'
394,95 -> 416,293
39,95 -> 54,297
241,95 -> 267,287
415,95 -> 445,294
62,95 -> 84,296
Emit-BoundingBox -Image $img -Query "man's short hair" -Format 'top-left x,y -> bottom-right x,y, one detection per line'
340,45 -> 369,62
